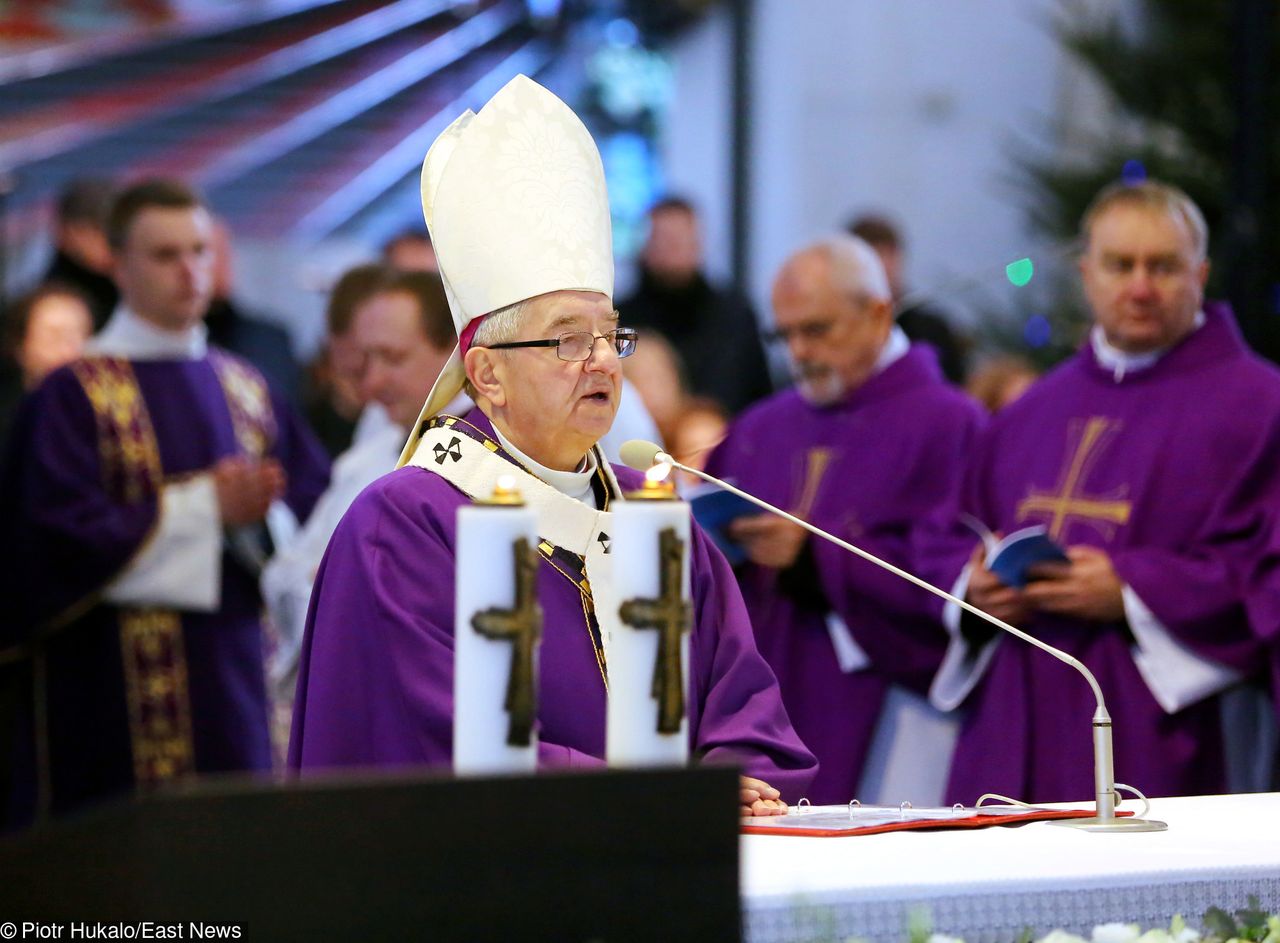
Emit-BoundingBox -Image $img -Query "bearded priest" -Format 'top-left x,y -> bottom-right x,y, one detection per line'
287,76 -> 816,814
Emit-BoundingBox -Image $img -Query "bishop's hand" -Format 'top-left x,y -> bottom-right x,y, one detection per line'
1022,545 -> 1125,622
740,775 -> 787,817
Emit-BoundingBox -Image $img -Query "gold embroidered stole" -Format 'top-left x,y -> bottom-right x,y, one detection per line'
209,350 -> 276,459
72,357 -> 195,786
71,354 -> 276,787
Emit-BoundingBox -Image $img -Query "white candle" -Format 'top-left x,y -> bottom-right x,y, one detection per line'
606,469 -> 692,767
454,478 -> 540,775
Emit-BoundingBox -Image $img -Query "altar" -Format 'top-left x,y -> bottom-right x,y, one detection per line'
743,792 -> 1280,943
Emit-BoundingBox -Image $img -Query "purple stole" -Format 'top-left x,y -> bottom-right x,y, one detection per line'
65,352 -> 274,787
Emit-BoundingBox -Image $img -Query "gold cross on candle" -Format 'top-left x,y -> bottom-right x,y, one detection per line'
619,528 -> 692,735
471,537 -> 543,747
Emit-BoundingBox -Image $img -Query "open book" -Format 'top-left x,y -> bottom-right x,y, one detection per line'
741,802 -> 1126,836
964,517 -> 1068,588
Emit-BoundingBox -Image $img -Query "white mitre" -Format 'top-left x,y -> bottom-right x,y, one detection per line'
396,74 -> 615,467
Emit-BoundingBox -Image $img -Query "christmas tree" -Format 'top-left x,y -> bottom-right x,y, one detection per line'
1011,0 -> 1277,364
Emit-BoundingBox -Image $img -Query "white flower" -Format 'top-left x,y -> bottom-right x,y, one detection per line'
1265,915 -> 1280,943
927,935 -> 967,943
1039,931 -> 1090,943
1093,923 -> 1142,943
1136,930 -> 1175,943
1169,917 -> 1201,943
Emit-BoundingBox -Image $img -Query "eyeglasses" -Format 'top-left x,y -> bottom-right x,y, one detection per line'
762,319 -> 839,346
481,327 -> 639,362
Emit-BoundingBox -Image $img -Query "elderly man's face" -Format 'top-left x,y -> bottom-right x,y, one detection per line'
480,290 -> 623,470
1080,203 -> 1208,354
354,289 -> 451,429
771,251 -> 892,406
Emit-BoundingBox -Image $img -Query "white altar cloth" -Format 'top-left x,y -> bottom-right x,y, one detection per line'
743,793 -> 1280,942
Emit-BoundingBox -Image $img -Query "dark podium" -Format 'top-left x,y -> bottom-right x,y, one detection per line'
0,767 -> 742,942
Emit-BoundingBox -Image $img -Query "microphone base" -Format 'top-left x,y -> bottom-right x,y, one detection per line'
1049,816 -> 1168,832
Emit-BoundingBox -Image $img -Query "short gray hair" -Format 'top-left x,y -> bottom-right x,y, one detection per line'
463,299 -> 528,400
470,299 -> 528,347
1082,179 -> 1209,260
807,234 -> 892,303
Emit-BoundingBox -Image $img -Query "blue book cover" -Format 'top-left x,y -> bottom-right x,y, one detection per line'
984,525 -> 1069,588
688,484 -> 757,566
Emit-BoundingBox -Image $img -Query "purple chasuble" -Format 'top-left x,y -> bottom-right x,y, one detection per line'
4,352 -> 329,822
1250,516 -> 1280,727
946,302 -> 1280,804
288,411 -> 817,800
706,344 -> 984,803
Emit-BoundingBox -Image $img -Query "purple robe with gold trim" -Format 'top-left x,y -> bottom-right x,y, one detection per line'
706,344 -> 984,803
946,302 -> 1280,803
4,351 -> 329,822
287,411 -> 817,799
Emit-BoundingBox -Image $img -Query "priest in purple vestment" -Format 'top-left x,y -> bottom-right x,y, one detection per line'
287,76 -> 816,814
2,179 -> 329,824
932,180 -> 1280,804
706,235 -> 984,805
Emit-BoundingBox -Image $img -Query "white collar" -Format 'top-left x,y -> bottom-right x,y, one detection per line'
352,402 -> 397,446
1089,310 -> 1206,382
492,423 -> 599,508
88,306 -> 208,360
874,325 -> 911,375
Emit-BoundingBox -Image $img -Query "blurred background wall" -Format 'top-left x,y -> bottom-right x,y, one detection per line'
0,0 -> 1275,368
664,0 -> 1083,328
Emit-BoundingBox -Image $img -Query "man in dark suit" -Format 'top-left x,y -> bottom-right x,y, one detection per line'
619,197 -> 772,416
42,178 -> 119,330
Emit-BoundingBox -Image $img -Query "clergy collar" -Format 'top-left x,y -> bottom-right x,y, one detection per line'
874,325 -> 911,375
491,423 -> 599,507
351,401 -> 400,446
1089,310 -> 1206,382
89,306 -> 208,360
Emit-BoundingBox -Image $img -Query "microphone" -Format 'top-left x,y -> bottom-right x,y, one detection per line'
619,439 -> 672,472
620,439 -> 1166,832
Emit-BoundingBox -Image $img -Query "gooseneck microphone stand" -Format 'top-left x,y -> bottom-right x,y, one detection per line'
621,440 -> 1167,832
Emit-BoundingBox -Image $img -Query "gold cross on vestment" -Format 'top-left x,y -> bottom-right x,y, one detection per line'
471,537 -> 543,747
619,528 -> 692,735
792,447 -> 833,518
1016,416 -> 1132,542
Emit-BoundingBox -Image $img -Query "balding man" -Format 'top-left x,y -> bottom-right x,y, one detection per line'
706,235 -> 984,804
935,180 -> 1280,803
